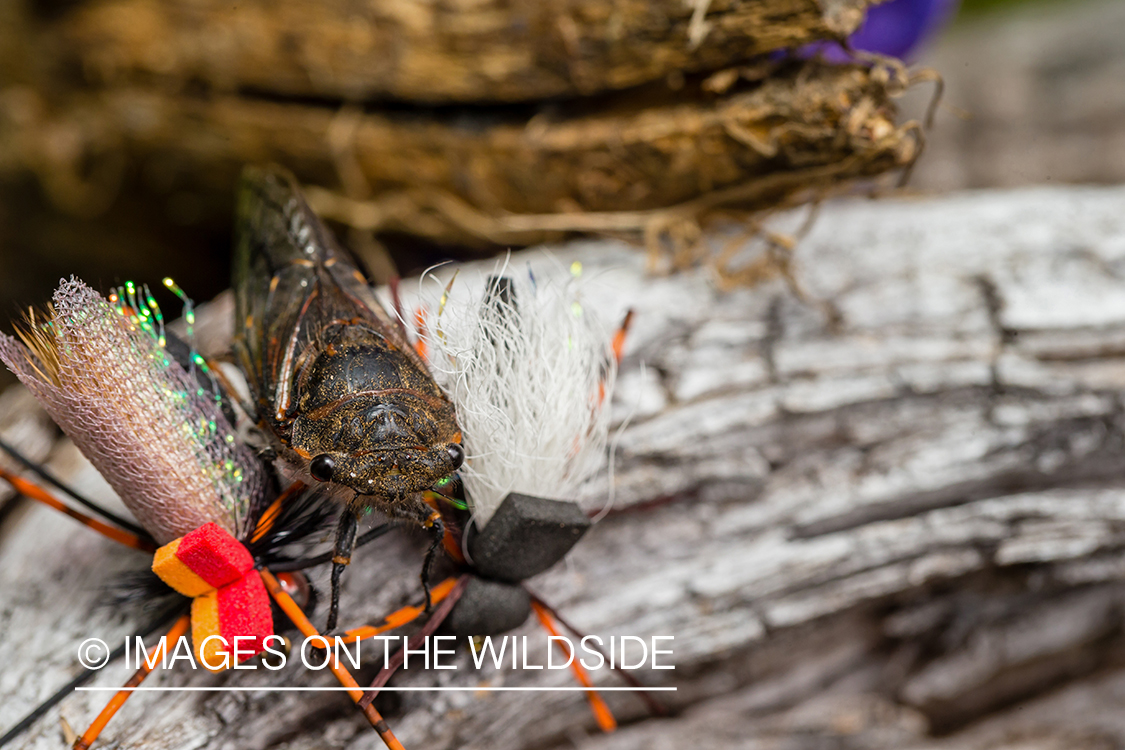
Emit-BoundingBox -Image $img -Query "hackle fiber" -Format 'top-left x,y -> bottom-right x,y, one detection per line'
0,279 -> 264,543
418,262 -> 616,526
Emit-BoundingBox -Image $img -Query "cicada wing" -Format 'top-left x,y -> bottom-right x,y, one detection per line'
233,165 -> 416,432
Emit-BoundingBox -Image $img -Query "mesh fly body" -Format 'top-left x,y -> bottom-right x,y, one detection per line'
0,279 -> 264,543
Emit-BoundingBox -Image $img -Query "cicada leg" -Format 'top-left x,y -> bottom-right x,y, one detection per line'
259,568 -> 406,750
419,512 -> 446,613
326,510 -> 358,633
384,502 -> 446,613
0,468 -> 155,553
72,614 -> 191,750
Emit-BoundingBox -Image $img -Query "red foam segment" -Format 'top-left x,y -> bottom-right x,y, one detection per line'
175,522 -> 253,589
216,573 -> 274,661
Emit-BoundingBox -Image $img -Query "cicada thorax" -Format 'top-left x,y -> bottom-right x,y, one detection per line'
286,318 -> 461,508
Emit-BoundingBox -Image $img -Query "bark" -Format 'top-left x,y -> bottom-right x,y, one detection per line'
0,62 -> 917,247
54,0 -> 875,103
4,184 -> 1125,749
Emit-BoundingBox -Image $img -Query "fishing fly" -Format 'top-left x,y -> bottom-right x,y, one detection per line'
0,168 -> 647,746
0,279 -> 409,750
349,258 -> 654,730
230,167 -> 648,727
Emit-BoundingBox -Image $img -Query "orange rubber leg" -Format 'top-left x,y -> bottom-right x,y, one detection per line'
260,568 -> 406,750
344,576 -> 459,640
250,481 -> 307,544
531,601 -> 617,732
612,309 -> 635,365
413,308 -> 429,361
598,309 -> 635,405
72,614 -> 190,749
0,468 -> 155,553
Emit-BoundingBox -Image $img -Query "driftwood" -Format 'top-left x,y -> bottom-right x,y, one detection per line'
54,0 -> 875,103
6,184 -> 1125,749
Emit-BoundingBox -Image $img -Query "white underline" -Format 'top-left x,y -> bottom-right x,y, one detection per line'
75,686 -> 676,692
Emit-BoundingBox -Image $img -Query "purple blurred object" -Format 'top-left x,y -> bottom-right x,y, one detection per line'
808,0 -> 960,63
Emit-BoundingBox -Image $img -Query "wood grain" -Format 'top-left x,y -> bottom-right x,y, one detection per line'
4,185 -> 1125,749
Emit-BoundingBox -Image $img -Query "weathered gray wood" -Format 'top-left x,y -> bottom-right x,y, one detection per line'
4,184 -> 1125,749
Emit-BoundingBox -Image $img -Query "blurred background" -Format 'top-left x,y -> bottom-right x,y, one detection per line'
3,0 -> 1120,339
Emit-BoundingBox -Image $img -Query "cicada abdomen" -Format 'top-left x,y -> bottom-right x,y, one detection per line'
233,165 -> 464,628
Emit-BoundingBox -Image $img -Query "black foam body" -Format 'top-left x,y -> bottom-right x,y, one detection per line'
443,577 -> 531,637
467,493 -> 591,583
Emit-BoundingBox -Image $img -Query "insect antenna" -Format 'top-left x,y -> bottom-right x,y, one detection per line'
0,436 -> 152,540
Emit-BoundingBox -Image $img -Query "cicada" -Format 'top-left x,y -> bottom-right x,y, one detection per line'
232,165 -> 464,631
231,168 -> 648,729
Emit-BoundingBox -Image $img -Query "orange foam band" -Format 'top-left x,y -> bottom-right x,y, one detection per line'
191,592 -> 225,672
188,580 -> 273,672
152,524 -> 274,672
152,539 -> 214,597
152,523 -> 255,595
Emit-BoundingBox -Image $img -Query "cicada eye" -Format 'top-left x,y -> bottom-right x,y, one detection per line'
309,454 -> 336,482
447,443 -> 465,471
